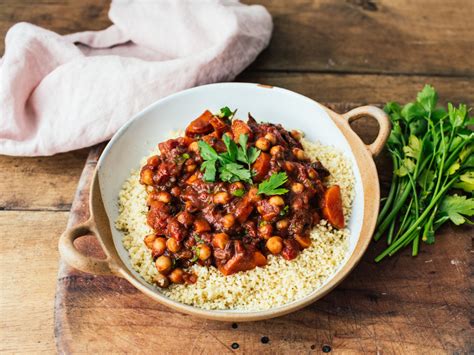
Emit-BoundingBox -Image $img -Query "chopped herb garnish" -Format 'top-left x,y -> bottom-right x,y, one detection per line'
197,133 -> 260,183
237,134 -> 260,168
232,189 -> 245,197
258,172 -> 289,195
219,106 -> 237,119
280,205 -> 289,216
182,153 -> 190,160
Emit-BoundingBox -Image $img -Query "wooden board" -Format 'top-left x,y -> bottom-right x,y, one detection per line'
54,105 -> 472,354
1,0 -> 473,352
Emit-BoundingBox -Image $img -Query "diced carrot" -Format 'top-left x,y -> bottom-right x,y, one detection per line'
193,218 -> 211,233
186,173 -> 199,185
209,116 -> 230,137
251,152 -> 271,182
231,119 -> 252,142
253,251 -> 267,267
185,110 -> 214,136
234,195 -> 254,223
322,185 -> 345,229
294,235 -> 312,249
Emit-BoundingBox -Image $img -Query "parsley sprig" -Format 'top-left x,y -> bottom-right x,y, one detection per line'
257,172 -> 289,195
198,133 -> 260,183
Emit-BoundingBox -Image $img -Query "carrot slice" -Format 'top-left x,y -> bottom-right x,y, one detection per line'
231,119 -> 252,142
185,110 -> 214,136
251,152 -> 271,182
322,185 -> 345,229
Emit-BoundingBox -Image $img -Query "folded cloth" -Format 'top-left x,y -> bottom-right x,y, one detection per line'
0,0 -> 272,156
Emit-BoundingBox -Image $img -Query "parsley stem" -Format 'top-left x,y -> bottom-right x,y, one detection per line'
375,176 -> 458,262
376,154 -> 399,227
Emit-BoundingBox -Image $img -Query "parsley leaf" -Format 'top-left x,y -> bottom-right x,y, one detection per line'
222,134 -> 238,162
237,133 -> 261,167
232,189 -> 245,197
219,163 -> 252,183
258,172 -> 289,195
201,159 -> 217,182
198,132 -> 260,184
198,141 -> 219,161
437,194 -> 474,226
219,106 -> 237,119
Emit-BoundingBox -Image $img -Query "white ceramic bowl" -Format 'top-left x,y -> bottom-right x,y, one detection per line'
59,83 -> 390,321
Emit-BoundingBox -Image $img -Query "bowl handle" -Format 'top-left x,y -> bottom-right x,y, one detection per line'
342,106 -> 391,157
58,218 -> 115,275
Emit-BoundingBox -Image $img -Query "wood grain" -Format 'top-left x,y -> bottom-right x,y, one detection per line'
54,131 -> 472,354
245,0 -> 474,76
0,0 -> 472,353
0,149 -> 89,211
0,210 -> 68,353
2,0 -> 474,76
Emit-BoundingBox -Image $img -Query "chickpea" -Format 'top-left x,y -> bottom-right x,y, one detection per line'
308,168 -> 318,179
197,244 -> 212,261
284,161 -> 295,173
212,233 -> 229,249
290,129 -> 303,141
189,141 -> 199,152
264,132 -> 277,145
270,145 -> 284,158
141,169 -> 154,185
170,186 -> 181,197
154,273 -> 169,288
213,191 -> 231,205
276,219 -> 289,230
144,234 -> 156,249
258,223 -> 273,239
194,218 -> 211,233
255,137 -> 271,151
248,187 -> 261,202
291,182 -> 304,194
295,235 -> 312,249
168,268 -> 185,284
166,238 -> 181,253
155,255 -> 172,273
293,148 -> 307,160
266,236 -> 283,254
152,237 -> 167,256
221,214 -> 235,229
177,211 -> 194,226
156,191 -> 172,203
269,196 -> 285,207
186,164 -> 197,173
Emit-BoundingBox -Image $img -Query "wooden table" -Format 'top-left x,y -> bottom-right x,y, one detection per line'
1,1 -> 472,353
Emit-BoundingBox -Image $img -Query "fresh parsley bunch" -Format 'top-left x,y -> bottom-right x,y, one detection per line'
375,85 -> 473,261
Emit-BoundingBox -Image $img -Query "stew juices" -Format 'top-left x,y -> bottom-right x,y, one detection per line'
139,109 -> 344,287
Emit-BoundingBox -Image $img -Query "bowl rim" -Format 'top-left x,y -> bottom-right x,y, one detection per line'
59,82 -> 390,321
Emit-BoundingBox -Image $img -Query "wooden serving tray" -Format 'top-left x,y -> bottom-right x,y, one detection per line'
54,104 -> 471,354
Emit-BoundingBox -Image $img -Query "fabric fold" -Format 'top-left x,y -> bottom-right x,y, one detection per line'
0,0 -> 272,156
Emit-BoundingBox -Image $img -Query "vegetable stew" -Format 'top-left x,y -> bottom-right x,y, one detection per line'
139,108 -> 345,287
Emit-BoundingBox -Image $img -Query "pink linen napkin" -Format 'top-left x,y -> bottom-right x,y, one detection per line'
0,0 -> 272,156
